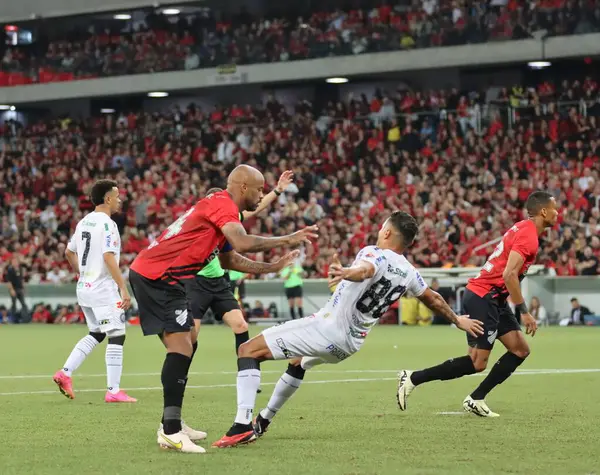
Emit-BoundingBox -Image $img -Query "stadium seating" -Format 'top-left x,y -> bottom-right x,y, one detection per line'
0,0 -> 599,86
0,74 -> 599,284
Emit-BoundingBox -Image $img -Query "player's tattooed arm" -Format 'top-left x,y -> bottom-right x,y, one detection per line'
219,250 -> 300,275
221,222 -> 318,253
417,288 -> 459,324
417,288 -> 484,337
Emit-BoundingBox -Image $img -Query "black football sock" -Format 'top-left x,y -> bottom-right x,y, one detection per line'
289,307 -> 296,319
470,352 -> 526,400
161,352 -> 192,435
410,356 -> 477,386
161,342 -> 198,425
298,307 -> 304,319
235,331 -> 250,353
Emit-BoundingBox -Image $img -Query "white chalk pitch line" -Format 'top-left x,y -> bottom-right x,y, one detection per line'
0,368 -> 598,397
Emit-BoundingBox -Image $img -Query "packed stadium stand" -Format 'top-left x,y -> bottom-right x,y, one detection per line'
0,0 -> 599,86
1,74 -> 599,286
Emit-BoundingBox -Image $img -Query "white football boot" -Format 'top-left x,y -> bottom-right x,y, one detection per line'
397,370 -> 416,411
158,421 -> 207,441
156,429 -> 206,453
463,396 -> 500,417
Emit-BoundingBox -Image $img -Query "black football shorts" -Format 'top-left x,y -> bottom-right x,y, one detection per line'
129,269 -> 193,336
185,275 -> 240,321
462,288 -> 521,350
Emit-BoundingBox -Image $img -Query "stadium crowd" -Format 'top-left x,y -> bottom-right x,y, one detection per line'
1,0 -> 600,85
1,75 -> 600,285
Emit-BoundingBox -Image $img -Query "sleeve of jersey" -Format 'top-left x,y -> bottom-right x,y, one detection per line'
67,234 -> 77,252
102,224 -> 120,254
511,230 -> 538,261
221,241 -> 234,253
209,198 -> 241,228
354,246 -> 386,272
407,269 -> 428,297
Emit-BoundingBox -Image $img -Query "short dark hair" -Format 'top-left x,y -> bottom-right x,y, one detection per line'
91,179 -> 118,206
571,297 -> 578,302
206,187 -> 223,196
526,191 -> 554,217
388,211 -> 419,246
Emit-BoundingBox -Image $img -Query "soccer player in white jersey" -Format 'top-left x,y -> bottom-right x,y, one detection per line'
213,211 -> 484,447
53,180 -> 136,403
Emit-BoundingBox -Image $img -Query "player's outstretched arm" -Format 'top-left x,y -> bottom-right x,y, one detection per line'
417,288 -> 484,338
221,222 -> 318,253
328,254 -> 376,287
65,248 -> 80,275
503,250 -> 537,336
219,250 -> 300,275
242,170 -> 293,220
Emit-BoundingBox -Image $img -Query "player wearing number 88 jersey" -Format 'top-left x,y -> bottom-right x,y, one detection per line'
212,211 -> 483,448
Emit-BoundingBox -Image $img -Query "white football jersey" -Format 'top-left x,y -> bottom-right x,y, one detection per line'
67,211 -> 121,307
316,245 -> 428,351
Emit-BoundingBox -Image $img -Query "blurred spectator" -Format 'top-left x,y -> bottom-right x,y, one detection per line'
530,296 -> 548,326
568,297 -> 593,325
251,300 -> 267,318
4,256 -> 28,323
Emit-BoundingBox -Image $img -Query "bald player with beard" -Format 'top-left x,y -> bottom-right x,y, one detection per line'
129,165 -> 318,454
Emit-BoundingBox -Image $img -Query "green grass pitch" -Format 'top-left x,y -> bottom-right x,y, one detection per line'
1,324 -> 599,475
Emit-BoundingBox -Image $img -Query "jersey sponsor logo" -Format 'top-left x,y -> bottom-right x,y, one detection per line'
387,265 -> 408,278
415,271 -> 426,289
275,338 -> 292,358
348,327 -> 368,339
77,282 -> 92,289
487,329 -> 498,344
82,220 -> 96,227
104,223 -> 109,231
175,309 -> 189,326
105,234 -> 112,247
326,344 -> 349,361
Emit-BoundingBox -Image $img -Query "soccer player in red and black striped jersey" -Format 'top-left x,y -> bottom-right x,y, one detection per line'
397,191 -> 558,417
129,164 -> 317,453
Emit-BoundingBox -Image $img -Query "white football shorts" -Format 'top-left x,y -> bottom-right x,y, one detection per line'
81,303 -> 126,333
262,314 -> 356,364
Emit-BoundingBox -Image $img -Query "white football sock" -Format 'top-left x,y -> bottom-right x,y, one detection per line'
105,344 -> 123,394
62,335 -> 99,376
234,368 -> 261,425
260,373 -> 303,420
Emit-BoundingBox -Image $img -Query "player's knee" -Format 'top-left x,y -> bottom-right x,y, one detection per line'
89,332 -> 106,343
470,354 -> 488,372
232,319 -> 248,334
512,347 -> 530,359
237,341 -> 249,358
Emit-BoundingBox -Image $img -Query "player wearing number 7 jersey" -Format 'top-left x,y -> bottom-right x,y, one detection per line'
397,191 -> 558,418
212,211 -> 484,448
54,180 -> 136,403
